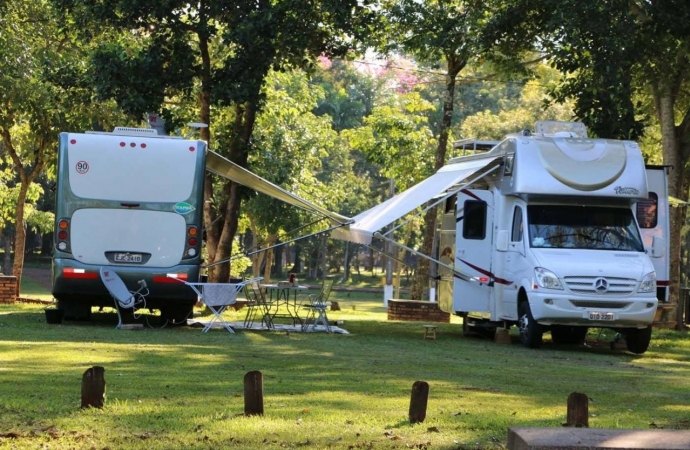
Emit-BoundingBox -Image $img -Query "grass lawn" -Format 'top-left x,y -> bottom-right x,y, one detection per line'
8,264 -> 690,447
2,280 -> 690,450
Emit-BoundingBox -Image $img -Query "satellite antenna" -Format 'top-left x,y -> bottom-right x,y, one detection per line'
185,122 -> 208,138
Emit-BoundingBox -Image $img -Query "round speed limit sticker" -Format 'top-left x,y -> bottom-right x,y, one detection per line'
75,161 -> 89,174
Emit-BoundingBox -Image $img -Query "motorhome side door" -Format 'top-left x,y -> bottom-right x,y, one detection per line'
453,190 -> 494,312
637,167 -> 670,302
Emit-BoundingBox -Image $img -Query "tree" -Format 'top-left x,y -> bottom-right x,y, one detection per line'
54,0 -> 378,282
0,0 -> 96,290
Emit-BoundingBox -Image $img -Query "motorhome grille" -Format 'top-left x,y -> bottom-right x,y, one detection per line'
570,300 -> 631,309
563,276 -> 636,296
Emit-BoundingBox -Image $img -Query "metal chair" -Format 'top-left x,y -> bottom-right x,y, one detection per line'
302,279 -> 334,332
181,278 -> 258,333
243,278 -> 274,329
99,267 -> 149,329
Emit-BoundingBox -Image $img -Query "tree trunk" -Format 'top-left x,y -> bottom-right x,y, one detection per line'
341,241 -> 351,282
272,240 -> 283,278
410,58 -> 463,300
655,91 -> 684,328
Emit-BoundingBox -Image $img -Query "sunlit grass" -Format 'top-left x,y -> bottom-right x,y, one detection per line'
1,300 -> 690,449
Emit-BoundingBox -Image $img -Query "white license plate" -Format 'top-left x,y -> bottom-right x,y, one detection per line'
114,253 -> 142,263
588,311 -> 615,321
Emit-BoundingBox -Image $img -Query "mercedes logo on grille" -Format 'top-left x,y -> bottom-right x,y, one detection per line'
593,277 -> 608,294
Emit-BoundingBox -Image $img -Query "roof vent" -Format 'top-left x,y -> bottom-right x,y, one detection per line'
112,127 -> 159,136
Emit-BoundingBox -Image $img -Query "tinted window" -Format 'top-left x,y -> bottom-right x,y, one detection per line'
637,193 -> 658,229
511,206 -> 523,242
463,200 -> 486,240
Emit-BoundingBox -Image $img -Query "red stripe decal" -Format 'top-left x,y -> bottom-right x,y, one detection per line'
457,258 -> 513,285
657,280 -> 669,286
153,276 -> 185,284
63,272 -> 99,279
460,189 -> 482,201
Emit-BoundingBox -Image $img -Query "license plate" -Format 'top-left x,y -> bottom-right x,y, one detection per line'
114,253 -> 142,263
589,311 -> 615,321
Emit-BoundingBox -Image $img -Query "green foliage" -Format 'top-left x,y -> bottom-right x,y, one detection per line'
343,91 -> 436,191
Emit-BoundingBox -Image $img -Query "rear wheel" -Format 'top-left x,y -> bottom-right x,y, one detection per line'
624,325 -> 653,354
518,301 -> 542,348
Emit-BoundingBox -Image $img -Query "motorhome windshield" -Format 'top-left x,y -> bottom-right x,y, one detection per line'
527,205 -> 644,252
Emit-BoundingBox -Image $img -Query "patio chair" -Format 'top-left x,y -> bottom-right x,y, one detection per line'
181,278 -> 259,333
99,267 -> 149,329
302,279 -> 334,332
243,278 -> 274,329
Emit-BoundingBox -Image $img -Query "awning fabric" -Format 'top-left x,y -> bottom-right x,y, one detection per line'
206,151 -> 351,225
331,157 -> 501,244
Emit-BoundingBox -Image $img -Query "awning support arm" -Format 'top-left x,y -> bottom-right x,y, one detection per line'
373,232 -> 473,282
382,163 -> 501,239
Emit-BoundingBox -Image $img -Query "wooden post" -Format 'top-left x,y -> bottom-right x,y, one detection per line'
409,381 -> 429,424
565,392 -> 588,427
244,370 -> 264,416
81,366 -> 106,409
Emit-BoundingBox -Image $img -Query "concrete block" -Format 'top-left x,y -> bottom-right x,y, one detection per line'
508,427 -> 690,450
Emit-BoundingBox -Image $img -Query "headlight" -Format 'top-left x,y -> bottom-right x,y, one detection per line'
638,271 -> 656,293
534,267 -> 563,290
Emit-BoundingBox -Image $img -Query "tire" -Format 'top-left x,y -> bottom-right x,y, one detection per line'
624,325 -> 653,354
551,326 -> 588,345
518,301 -> 543,348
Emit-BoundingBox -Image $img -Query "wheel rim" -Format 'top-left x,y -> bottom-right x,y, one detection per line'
518,313 -> 529,340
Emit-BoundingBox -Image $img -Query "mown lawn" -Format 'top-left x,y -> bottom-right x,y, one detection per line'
1,293 -> 689,449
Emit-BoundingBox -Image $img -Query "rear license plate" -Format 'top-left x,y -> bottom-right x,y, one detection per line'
588,311 -> 614,321
114,253 -> 142,263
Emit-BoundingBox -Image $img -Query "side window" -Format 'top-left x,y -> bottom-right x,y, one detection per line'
637,193 -> 658,228
511,206 -> 523,242
463,200 -> 486,240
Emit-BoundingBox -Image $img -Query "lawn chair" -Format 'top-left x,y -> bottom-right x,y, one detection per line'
242,278 -> 272,329
99,267 -> 149,329
180,278 -> 259,333
302,279 -> 334,332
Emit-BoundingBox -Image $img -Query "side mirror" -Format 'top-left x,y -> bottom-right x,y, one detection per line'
496,230 -> 509,252
651,236 -> 665,258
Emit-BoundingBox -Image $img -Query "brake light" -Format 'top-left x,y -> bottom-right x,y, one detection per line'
188,237 -> 197,246
58,230 -> 68,240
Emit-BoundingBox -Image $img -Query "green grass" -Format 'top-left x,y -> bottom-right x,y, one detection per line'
1,296 -> 690,449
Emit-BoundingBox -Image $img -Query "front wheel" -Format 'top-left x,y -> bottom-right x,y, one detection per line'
624,325 -> 653,354
518,301 -> 543,348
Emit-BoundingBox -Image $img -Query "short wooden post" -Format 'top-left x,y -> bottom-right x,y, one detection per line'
244,370 -> 264,416
565,392 -> 589,427
81,366 -> 106,409
409,381 -> 429,424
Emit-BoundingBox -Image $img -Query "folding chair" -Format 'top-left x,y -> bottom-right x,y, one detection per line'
99,267 -> 149,329
302,279 -> 334,332
242,278 -> 272,329
181,279 -> 258,333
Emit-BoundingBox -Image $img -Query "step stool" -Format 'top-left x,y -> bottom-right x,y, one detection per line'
423,324 -> 438,340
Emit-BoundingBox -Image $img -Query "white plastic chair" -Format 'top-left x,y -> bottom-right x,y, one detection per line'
99,267 -> 149,329
181,278 -> 260,333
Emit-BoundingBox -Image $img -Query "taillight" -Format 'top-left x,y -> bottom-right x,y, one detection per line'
188,237 -> 197,246
188,227 -> 198,236
56,219 -> 70,252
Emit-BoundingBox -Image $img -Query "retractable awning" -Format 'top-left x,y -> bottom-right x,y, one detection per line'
331,157 -> 502,245
206,151 -> 351,225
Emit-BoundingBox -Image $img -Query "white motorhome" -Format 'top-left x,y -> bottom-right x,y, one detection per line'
333,121 -> 668,354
